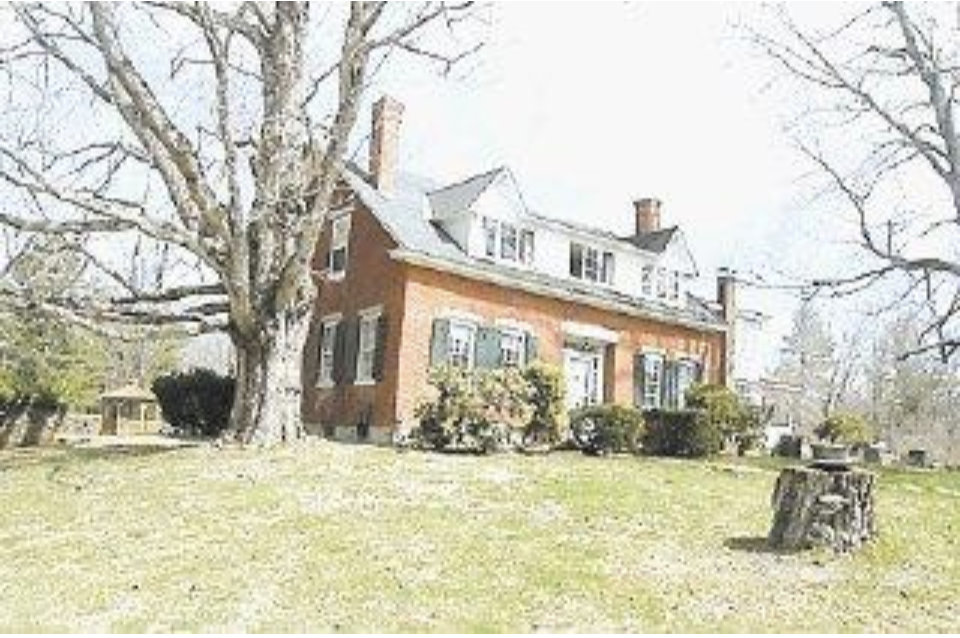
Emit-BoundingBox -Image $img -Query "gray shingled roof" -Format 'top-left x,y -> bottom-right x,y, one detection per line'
342,165 -> 724,330
624,227 -> 678,253
427,167 -> 505,219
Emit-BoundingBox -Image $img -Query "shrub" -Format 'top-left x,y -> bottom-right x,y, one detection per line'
151,368 -> 235,437
685,384 -> 762,454
522,362 -> 567,446
815,413 -> 874,446
643,409 -> 722,458
414,366 -> 531,453
570,404 -> 645,455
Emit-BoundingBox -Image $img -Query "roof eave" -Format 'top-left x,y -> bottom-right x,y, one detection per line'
389,248 -> 727,334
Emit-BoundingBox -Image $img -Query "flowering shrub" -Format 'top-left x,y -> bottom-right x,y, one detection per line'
414,365 -> 550,453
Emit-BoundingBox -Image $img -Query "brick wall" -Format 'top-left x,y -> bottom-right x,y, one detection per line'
394,263 -> 726,432
303,201 -> 406,440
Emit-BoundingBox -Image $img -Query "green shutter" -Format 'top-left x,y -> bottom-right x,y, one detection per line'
332,322 -> 347,384
373,315 -> 388,381
429,318 -> 451,367
475,325 -> 502,368
342,319 -> 360,384
634,353 -> 645,409
525,332 -> 539,363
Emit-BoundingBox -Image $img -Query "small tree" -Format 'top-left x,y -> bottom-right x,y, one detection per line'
816,413 -> 875,447
685,384 -> 761,454
522,362 -> 567,445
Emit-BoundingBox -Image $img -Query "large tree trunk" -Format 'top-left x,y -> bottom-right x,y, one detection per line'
228,305 -> 312,446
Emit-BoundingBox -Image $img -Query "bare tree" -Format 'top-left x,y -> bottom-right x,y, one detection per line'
752,2 -> 960,362
0,3 -> 480,444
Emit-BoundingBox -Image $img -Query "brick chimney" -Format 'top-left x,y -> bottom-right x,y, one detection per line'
369,95 -> 404,193
717,267 -> 737,388
634,198 -> 662,234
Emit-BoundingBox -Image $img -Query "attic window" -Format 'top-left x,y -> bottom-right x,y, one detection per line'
481,217 -> 534,265
570,242 -> 614,285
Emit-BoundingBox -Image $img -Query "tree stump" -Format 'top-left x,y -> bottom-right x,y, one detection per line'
769,465 -> 877,552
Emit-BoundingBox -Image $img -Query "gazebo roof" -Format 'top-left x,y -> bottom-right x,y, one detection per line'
100,384 -> 156,402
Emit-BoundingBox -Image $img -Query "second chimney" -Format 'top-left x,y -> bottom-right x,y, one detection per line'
634,198 -> 662,234
370,96 -> 405,194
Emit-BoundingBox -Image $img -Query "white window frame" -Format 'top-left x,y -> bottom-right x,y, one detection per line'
642,353 -> 664,409
447,320 -> 477,369
656,267 -> 668,299
317,315 -> 341,388
355,307 -> 381,385
570,241 -> 615,285
641,265 -> 654,297
500,328 -> 526,367
327,214 -> 352,279
481,217 -> 534,266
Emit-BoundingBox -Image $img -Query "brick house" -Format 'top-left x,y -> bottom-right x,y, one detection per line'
303,97 -> 736,443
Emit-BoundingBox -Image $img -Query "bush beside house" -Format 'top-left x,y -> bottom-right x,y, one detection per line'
570,404 -> 645,455
414,364 -> 565,453
151,369 -> 235,437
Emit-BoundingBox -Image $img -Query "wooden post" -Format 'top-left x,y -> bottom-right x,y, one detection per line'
769,465 -> 877,552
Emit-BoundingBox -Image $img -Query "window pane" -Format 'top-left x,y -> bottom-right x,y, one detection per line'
448,323 -> 476,368
641,266 -> 653,296
601,251 -> 615,284
483,218 -> 497,257
520,230 -> 535,265
501,223 -> 518,261
584,247 -> 599,281
643,355 -> 663,408
570,243 -> 583,277
500,330 -> 525,367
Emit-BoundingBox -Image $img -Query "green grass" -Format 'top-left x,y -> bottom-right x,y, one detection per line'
1,441 -> 958,632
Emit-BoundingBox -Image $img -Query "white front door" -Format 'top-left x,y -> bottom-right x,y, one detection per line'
564,349 -> 603,409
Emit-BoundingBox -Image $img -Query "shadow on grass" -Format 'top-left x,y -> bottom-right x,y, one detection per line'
0,440 -> 198,472
724,535 -> 801,556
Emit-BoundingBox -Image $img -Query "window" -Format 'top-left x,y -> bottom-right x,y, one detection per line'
355,311 -> 380,383
448,321 -> 476,368
481,217 -> 534,265
328,215 -> 351,277
642,353 -> 664,409
656,267 -> 667,298
501,223 -> 518,261
570,242 -> 614,285
669,271 -> 680,301
318,319 -> 338,386
483,218 -> 498,258
520,230 -> 535,265
676,359 -> 701,408
641,265 -> 654,297
500,329 -> 526,367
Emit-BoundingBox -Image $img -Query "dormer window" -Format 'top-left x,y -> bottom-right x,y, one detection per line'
482,217 -> 534,265
570,242 -> 614,285
641,265 -> 654,297
669,271 -> 681,301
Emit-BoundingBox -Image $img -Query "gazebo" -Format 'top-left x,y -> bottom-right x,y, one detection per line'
99,384 -> 162,436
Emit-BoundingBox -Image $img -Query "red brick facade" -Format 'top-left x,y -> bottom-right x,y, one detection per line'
303,199 -> 728,442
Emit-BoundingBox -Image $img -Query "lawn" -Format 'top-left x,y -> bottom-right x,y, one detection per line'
0,441 -> 958,632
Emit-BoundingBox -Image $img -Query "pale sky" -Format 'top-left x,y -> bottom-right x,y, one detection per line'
372,2 -> 827,372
